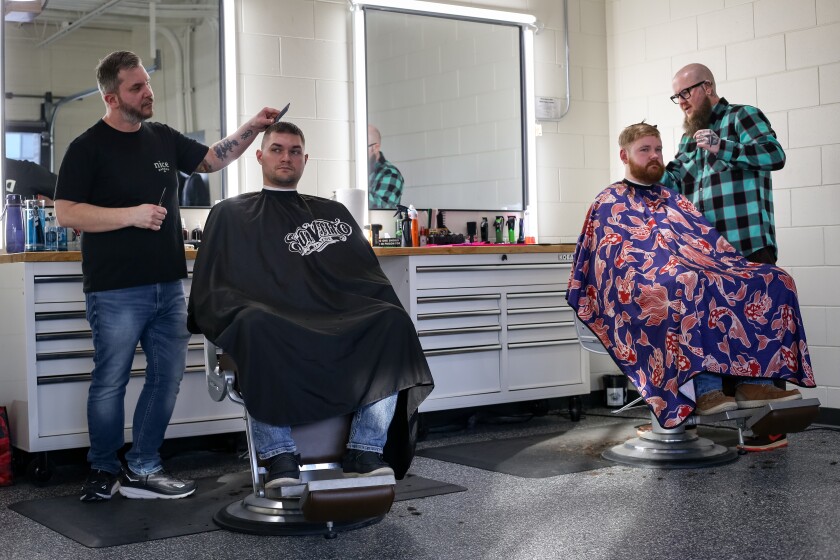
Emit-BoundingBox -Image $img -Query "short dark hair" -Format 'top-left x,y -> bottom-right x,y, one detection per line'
96,51 -> 143,95
261,121 -> 306,148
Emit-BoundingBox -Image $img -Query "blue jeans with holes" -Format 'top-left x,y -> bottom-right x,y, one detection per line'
693,373 -> 773,398
85,281 -> 191,475
251,392 -> 398,461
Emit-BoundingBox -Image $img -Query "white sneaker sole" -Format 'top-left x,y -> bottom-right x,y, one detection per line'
118,486 -> 196,500
736,393 -> 802,409
342,466 -> 394,478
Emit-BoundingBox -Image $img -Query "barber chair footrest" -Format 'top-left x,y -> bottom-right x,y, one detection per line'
300,475 -> 396,523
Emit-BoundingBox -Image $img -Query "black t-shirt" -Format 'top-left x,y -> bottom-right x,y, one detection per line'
4,158 -> 58,199
55,120 -> 207,292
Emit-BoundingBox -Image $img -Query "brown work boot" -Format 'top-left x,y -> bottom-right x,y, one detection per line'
734,384 -> 802,409
695,390 -> 738,415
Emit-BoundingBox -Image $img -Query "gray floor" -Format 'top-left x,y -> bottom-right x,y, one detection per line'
2,405 -> 839,560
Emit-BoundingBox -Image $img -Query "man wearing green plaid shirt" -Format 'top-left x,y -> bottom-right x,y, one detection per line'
662,63 -> 801,452
367,125 -> 404,209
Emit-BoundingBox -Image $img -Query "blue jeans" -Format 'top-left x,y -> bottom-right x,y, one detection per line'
251,392 -> 398,460
693,372 -> 773,398
85,281 -> 191,475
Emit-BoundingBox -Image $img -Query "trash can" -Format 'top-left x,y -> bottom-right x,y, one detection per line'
603,374 -> 627,408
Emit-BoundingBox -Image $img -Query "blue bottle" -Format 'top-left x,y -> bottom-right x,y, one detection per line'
24,199 -> 45,252
3,194 -> 25,253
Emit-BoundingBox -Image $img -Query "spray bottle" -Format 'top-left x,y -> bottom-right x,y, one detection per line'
408,205 -> 420,248
394,205 -> 412,247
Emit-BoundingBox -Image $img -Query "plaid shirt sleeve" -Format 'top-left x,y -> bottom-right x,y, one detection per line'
368,155 -> 404,209
662,99 -> 782,258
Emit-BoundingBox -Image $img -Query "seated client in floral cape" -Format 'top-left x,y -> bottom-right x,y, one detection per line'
566,123 -> 815,429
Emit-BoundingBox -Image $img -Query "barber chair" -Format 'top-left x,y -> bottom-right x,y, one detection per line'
574,318 -> 820,468
203,339 -> 396,537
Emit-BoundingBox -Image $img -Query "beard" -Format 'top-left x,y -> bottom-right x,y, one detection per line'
629,159 -> 664,184
682,96 -> 713,137
117,95 -> 154,125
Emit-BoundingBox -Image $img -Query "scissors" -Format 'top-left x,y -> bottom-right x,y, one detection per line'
274,102 -> 291,123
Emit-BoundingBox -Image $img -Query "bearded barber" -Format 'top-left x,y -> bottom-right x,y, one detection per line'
55,50 -> 281,502
661,63 -> 793,451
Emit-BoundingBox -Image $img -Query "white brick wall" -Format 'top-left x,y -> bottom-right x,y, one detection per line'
230,0 -> 839,401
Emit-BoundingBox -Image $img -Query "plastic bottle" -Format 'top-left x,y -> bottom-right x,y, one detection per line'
409,205 -> 419,248
3,194 -> 25,253
44,214 -> 58,251
191,223 -> 203,242
182,219 -> 189,241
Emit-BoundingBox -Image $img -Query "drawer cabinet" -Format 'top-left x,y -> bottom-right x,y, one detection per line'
0,258 -> 243,454
379,250 -> 588,412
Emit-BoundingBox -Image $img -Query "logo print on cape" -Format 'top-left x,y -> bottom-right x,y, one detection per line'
285,218 -> 353,256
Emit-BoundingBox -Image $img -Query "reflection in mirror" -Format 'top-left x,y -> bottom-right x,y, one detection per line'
353,0 -> 537,215
3,0 -> 222,208
366,10 -> 522,211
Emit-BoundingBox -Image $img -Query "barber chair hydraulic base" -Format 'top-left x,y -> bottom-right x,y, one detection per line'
602,398 -> 821,469
602,412 -> 738,469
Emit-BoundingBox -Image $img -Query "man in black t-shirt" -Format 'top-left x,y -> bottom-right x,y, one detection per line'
54,50 -> 282,503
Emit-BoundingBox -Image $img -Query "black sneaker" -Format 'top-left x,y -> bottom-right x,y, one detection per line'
118,468 -> 196,499
80,469 -> 120,502
342,449 -> 394,478
264,453 -> 301,489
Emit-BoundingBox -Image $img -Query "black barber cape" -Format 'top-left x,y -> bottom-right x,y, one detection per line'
188,189 -> 434,477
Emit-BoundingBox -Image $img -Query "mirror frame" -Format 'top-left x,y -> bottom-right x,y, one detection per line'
350,0 -> 538,231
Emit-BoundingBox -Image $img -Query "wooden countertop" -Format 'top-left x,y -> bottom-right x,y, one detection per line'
0,249 -> 200,264
373,244 -> 576,256
0,244 -> 575,264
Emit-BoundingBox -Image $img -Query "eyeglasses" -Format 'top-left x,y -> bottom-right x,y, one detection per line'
669,80 -> 709,104
367,143 -> 377,148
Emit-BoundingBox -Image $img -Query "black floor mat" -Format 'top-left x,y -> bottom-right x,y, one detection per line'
8,471 -> 464,548
417,422 -> 739,478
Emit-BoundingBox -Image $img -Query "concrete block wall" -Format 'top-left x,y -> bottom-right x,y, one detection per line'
232,0 -> 837,401
606,0 -> 840,407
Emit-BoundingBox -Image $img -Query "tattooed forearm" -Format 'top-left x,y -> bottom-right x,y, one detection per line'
241,129 -> 254,141
196,159 -> 214,173
213,139 -> 240,161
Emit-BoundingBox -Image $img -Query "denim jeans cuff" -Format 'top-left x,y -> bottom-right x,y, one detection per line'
346,443 -> 383,454
258,445 -> 297,462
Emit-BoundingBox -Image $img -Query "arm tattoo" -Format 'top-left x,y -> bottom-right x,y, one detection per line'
240,129 -> 254,141
213,138 -> 240,161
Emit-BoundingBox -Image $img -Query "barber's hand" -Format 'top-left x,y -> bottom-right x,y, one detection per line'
693,129 -> 721,154
133,204 -> 168,231
249,107 -> 282,132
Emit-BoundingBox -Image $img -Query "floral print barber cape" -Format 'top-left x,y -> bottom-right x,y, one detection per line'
566,180 -> 815,428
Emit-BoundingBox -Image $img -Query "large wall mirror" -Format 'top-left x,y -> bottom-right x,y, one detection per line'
3,0 -> 223,208
351,0 -> 538,217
